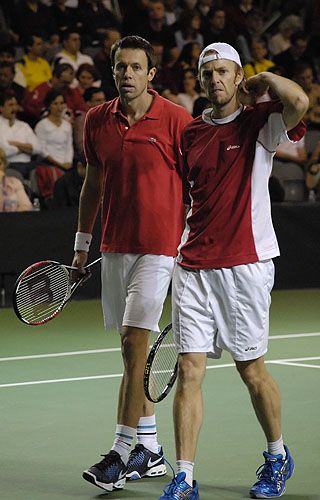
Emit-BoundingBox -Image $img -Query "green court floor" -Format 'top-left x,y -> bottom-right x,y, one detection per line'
1,289 -> 319,500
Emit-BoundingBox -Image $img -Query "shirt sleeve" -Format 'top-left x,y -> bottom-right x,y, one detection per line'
83,109 -> 101,167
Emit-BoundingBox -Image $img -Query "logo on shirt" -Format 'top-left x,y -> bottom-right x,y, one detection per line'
148,137 -> 157,143
245,346 -> 257,352
227,145 -> 240,151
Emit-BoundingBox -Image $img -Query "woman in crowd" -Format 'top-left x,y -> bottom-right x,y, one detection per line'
0,147 -> 32,212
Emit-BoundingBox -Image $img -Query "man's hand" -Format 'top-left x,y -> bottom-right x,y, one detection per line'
71,251 -> 88,283
238,76 -> 269,106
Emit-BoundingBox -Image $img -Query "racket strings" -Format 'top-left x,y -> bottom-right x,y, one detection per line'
148,330 -> 178,401
15,263 -> 70,323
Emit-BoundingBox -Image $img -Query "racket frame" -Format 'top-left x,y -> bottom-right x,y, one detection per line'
144,323 -> 178,403
13,257 -> 101,326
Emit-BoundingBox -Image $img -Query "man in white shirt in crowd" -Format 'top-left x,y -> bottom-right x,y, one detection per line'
52,29 -> 94,73
0,89 -> 40,178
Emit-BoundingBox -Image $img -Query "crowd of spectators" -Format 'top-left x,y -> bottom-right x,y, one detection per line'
0,0 -> 320,211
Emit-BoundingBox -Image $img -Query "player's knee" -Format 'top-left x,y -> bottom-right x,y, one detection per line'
178,354 -> 206,387
121,330 -> 145,368
236,359 -> 266,389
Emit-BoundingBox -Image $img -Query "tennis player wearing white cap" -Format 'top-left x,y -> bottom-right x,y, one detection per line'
157,43 -> 309,500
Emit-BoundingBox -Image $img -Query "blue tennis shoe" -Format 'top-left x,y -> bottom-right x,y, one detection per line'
250,445 -> 294,498
158,472 -> 199,499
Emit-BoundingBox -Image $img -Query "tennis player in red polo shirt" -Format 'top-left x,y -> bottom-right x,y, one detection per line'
72,36 -> 191,493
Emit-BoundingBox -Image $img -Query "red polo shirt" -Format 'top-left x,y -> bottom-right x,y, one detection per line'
83,90 -> 192,256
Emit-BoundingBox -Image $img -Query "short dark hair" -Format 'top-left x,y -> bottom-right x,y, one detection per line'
0,61 -> 15,73
0,88 -> 16,106
53,63 -> 74,78
83,87 -> 105,102
44,89 -> 65,109
23,33 -> 42,52
76,63 -> 100,81
110,35 -> 156,71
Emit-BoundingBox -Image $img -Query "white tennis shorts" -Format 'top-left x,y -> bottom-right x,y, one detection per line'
172,260 -> 275,361
101,253 -> 174,332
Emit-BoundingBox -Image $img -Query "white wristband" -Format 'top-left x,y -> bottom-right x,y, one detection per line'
74,232 -> 92,252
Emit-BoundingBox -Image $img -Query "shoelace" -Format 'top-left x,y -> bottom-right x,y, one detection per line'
256,458 -> 283,481
95,451 -> 123,471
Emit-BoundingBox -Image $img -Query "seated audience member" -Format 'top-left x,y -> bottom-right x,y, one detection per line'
136,0 -> 179,66
293,62 -> 320,130
154,41 -> 201,95
50,0 -> 81,42
73,86 -> 106,155
273,31 -> 309,79
16,34 -> 52,91
34,89 -> 74,203
0,44 -> 26,87
22,63 -> 87,125
271,136 -> 308,202
202,7 -> 237,49
0,62 -> 25,105
243,37 -> 274,79
236,9 -> 266,65
269,15 -> 302,57
75,63 -> 101,95
176,68 -> 202,114
0,89 -> 40,179
53,154 -> 86,207
77,0 -> 120,47
93,28 -> 121,100
52,29 -> 94,72
174,8 -> 203,52
0,147 -> 32,212
10,0 -> 54,44
306,141 -> 320,199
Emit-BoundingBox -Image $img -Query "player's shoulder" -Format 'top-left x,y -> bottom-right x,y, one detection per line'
86,98 -> 118,123
156,93 -> 192,121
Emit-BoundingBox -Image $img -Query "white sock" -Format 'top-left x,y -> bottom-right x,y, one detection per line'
267,435 -> 286,458
176,460 -> 194,487
137,415 -> 159,454
111,424 -> 136,465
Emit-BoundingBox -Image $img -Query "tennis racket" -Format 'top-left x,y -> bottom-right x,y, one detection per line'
13,257 -> 101,325
144,323 -> 178,403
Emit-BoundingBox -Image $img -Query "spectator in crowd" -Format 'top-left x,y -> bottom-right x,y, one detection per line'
293,62 -> 320,129
75,63 -> 101,95
243,36 -> 274,79
174,9 -> 203,52
93,28 -> 121,100
0,62 -> 25,105
176,68 -> 202,114
34,89 -> 74,203
269,15 -> 302,57
53,153 -> 86,207
0,44 -> 26,87
11,0 -> 54,43
78,0 -> 120,47
73,86 -> 106,156
236,8 -> 265,65
0,89 -> 40,179
155,41 -> 202,94
22,63 -> 87,124
306,140 -> 320,199
16,34 -> 52,91
271,136 -> 308,202
52,29 -> 94,72
50,0 -> 80,41
0,146 -> 33,212
136,0 -> 179,66
202,7 -> 237,48
163,0 -> 179,26
226,0 -> 256,34
273,31 -> 309,79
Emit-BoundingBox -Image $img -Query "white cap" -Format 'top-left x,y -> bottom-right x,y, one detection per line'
198,42 -> 242,70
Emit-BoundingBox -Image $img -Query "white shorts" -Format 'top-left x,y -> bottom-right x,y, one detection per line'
172,260 -> 275,361
101,253 -> 174,332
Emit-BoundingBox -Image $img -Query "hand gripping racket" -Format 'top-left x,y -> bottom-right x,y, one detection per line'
144,323 -> 178,403
13,257 -> 101,325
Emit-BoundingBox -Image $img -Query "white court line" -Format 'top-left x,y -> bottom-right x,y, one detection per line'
0,356 -> 319,389
271,361 -> 320,369
1,331 -> 319,363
